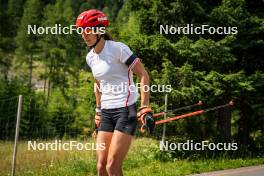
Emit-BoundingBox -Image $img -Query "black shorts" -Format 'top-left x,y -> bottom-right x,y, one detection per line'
98,103 -> 137,135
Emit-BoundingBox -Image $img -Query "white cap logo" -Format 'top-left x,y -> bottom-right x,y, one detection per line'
98,17 -> 107,21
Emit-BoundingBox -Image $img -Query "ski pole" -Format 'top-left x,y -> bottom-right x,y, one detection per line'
155,101 -> 234,125
153,101 -> 203,117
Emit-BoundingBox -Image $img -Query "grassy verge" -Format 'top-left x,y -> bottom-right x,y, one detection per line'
0,138 -> 263,176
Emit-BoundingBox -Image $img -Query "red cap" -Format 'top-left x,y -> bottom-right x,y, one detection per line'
76,9 -> 109,28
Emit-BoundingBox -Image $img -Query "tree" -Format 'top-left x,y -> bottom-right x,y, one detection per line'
16,0 -> 42,92
116,0 -> 264,155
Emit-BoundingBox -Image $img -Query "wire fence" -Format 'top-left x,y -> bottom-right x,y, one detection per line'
0,95 -> 97,176
0,93 -> 213,176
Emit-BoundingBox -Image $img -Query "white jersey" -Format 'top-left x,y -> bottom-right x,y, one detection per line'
86,40 -> 139,109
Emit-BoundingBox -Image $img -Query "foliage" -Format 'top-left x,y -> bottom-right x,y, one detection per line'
0,0 -> 263,158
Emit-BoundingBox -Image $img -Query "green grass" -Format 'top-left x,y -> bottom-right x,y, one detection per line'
0,138 -> 264,176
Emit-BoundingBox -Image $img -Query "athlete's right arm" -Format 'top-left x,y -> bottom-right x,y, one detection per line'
95,79 -> 101,108
93,79 -> 101,138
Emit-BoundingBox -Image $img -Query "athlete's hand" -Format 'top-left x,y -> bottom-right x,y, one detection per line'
95,113 -> 101,129
137,107 -> 155,135
92,109 -> 101,139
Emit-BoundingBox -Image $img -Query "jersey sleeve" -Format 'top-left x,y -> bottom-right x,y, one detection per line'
119,42 -> 139,68
86,54 -> 91,68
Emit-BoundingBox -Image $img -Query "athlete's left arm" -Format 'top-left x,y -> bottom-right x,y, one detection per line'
131,59 -> 150,108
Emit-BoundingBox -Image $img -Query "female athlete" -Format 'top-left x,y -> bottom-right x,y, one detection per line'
76,9 -> 150,176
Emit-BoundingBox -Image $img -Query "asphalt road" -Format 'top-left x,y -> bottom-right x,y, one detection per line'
189,165 -> 264,176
